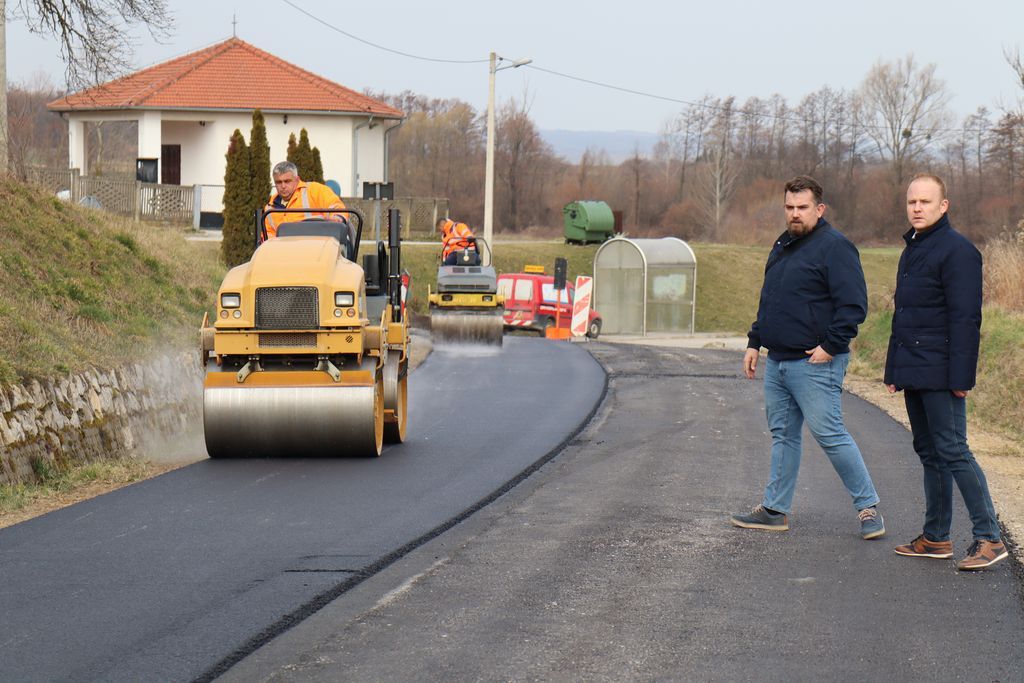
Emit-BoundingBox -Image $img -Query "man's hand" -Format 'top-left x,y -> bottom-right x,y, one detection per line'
805,345 -> 833,364
885,384 -> 897,394
952,389 -> 969,398
743,348 -> 760,379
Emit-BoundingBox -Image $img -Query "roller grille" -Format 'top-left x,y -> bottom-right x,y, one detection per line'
256,287 -> 319,329
259,333 -> 317,347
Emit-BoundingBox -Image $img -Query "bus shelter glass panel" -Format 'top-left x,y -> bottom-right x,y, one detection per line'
595,240 -> 645,334
645,264 -> 695,333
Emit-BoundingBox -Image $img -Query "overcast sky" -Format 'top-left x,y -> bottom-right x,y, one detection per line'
6,0 -> 1023,133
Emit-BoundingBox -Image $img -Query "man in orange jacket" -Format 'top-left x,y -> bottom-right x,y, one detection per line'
437,217 -> 478,265
263,161 -> 347,239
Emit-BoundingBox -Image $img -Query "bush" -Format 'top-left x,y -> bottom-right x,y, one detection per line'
221,129 -> 253,267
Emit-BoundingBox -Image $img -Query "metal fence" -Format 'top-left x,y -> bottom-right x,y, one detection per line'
342,197 -> 449,238
27,167 -> 447,232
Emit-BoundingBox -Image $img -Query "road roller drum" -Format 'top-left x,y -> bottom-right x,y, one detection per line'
204,366 -> 383,458
430,310 -> 504,345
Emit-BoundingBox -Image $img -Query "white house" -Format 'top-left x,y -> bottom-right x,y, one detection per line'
47,37 -> 404,216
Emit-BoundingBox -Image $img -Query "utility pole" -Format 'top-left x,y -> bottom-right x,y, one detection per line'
483,52 -> 496,251
483,52 -> 530,255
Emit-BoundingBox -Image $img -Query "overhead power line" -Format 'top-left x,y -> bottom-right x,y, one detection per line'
279,0 -> 488,64
281,0 -> 992,136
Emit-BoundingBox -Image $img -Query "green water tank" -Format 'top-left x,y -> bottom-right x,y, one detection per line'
563,201 -> 615,244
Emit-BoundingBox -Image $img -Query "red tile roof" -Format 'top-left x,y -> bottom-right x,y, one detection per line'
47,37 -> 403,118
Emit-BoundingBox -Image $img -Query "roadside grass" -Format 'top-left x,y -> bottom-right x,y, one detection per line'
983,231 -> 1024,311
399,239 -> 899,336
0,179 -> 225,381
0,457 -> 156,527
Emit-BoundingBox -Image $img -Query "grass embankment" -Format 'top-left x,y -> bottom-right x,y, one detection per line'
0,179 -> 224,522
0,179 -> 225,382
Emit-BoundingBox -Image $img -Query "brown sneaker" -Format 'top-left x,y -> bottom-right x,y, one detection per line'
894,534 -> 953,559
957,539 -> 1009,571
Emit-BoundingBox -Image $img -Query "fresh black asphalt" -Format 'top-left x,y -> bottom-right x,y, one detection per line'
223,343 -> 1024,682
0,337 -> 606,682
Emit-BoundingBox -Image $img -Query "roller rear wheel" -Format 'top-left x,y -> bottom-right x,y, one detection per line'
383,353 -> 408,444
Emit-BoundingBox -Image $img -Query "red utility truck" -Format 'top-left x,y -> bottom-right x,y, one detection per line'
496,267 -> 602,338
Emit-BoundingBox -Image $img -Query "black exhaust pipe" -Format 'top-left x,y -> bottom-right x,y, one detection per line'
388,209 -> 402,322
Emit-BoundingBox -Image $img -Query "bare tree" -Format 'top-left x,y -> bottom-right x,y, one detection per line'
660,96 -> 714,200
859,55 -> 952,184
694,98 -> 739,238
8,1 -> 171,88
496,92 -> 553,231
374,91 -> 486,222
1005,47 -> 1024,93
6,73 -> 66,178
625,147 -> 645,229
1,0 -> 171,174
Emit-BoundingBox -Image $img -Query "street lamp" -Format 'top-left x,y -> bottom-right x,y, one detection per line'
484,52 -> 532,253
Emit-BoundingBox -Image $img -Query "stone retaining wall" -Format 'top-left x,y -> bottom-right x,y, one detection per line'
0,354 -> 203,485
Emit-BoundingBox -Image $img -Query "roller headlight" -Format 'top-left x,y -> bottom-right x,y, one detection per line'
220,293 -> 241,309
334,292 -> 355,307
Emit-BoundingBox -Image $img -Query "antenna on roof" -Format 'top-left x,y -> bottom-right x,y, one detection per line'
232,14 -> 237,38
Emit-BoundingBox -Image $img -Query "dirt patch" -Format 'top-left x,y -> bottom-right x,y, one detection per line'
845,378 -> 1024,561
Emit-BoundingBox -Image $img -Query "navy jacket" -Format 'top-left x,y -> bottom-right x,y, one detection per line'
883,214 -> 982,391
748,219 -> 867,361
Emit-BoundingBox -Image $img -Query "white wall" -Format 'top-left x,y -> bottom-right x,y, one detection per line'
65,109 -> 392,213
181,111 -> 389,212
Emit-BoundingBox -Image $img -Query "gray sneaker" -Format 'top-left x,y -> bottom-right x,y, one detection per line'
730,504 -> 789,531
858,506 -> 885,539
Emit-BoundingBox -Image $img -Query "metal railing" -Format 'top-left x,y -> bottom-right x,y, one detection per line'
27,167 -> 447,231
342,197 -> 449,237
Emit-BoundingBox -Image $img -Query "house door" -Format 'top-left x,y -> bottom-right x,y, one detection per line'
161,144 -> 181,185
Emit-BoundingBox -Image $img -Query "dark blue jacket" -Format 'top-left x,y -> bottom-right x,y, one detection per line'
748,219 -> 867,361
883,214 -> 982,391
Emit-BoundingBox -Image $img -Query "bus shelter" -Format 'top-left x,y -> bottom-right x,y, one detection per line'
593,237 -> 697,335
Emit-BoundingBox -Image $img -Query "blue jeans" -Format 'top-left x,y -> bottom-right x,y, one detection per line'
761,354 -> 880,514
903,389 -> 1000,542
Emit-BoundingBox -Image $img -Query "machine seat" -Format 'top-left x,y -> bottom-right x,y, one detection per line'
276,219 -> 355,260
451,249 -> 481,266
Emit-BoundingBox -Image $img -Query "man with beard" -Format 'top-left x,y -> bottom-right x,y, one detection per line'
731,175 -> 884,540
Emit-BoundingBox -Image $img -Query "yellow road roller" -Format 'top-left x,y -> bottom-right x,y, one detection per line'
200,208 -> 409,458
427,237 -> 504,345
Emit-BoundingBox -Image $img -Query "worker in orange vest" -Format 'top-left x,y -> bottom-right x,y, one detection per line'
262,161 -> 347,239
437,217 -> 478,265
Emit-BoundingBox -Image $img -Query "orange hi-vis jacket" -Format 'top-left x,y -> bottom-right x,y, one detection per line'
440,219 -> 477,259
263,181 -> 346,238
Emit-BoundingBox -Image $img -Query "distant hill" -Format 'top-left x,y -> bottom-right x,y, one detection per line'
541,129 -> 660,163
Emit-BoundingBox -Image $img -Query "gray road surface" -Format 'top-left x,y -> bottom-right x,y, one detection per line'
226,343 -> 1024,682
0,337 -> 605,682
